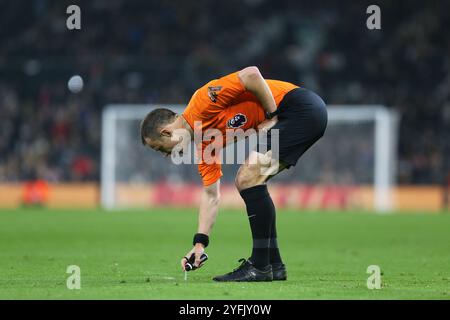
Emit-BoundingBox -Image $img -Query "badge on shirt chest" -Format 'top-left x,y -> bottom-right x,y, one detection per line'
227,113 -> 247,128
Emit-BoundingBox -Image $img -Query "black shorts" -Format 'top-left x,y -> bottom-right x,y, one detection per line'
260,87 -> 328,168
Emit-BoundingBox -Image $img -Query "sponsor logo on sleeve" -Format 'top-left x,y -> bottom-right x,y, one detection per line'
207,86 -> 222,102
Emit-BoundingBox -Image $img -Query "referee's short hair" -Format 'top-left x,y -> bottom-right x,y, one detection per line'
140,108 -> 176,145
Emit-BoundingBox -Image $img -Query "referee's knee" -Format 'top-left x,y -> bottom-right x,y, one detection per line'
235,165 -> 264,191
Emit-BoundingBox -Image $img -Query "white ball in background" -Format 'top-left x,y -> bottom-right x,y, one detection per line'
68,75 -> 84,93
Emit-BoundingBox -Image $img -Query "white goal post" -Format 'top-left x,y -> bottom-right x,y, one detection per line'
101,105 -> 399,212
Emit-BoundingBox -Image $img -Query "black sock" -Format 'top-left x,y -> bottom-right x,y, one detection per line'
239,184 -> 275,269
270,221 -> 283,265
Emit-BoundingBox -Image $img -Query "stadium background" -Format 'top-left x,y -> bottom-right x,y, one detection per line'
0,0 -> 448,211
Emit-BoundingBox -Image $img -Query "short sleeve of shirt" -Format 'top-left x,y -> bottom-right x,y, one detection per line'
182,72 -> 246,129
206,72 -> 246,107
198,162 -> 222,186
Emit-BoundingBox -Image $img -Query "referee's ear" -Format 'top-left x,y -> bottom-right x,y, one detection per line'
160,126 -> 172,137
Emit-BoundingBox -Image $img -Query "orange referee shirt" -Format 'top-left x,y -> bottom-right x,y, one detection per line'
182,72 -> 298,186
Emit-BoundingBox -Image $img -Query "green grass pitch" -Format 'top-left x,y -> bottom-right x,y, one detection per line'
0,208 -> 449,299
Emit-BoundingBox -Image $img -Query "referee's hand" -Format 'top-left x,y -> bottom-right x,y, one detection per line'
257,116 -> 278,133
181,244 -> 205,271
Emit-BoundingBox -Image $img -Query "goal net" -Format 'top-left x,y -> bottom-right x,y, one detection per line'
101,105 -> 399,212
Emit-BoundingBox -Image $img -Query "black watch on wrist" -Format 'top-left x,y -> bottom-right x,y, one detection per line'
265,109 -> 279,119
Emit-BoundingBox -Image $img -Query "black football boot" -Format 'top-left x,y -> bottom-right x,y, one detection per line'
271,263 -> 287,281
213,259 -> 273,282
